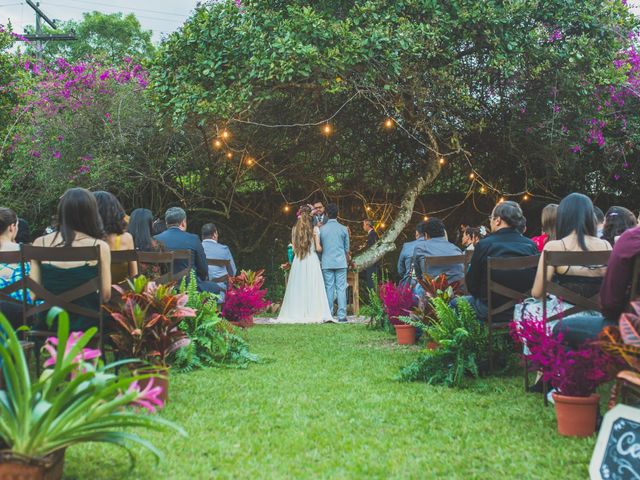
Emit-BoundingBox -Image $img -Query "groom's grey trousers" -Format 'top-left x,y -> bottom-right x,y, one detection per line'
323,268 -> 347,320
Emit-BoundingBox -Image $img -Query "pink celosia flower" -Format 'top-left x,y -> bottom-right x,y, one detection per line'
43,331 -> 101,368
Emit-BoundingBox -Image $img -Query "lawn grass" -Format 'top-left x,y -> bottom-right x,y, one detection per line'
63,324 -> 596,479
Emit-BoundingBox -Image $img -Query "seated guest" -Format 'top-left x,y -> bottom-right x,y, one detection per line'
602,206 -> 637,246
594,206 -> 605,238
152,218 -> 167,236
601,225 -> 640,321
127,208 -> 166,278
531,203 -> 558,252
0,208 -> 30,327
30,188 -> 111,331
461,226 -> 486,252
397,221 -> 425,286
462,201 -> 538,321
154,207 -> 221,294
530,193 -> 612,347
94,191 -> 137,284
15,218 -> 31,244
413,218 -> 465,284
201,223 -> 236,300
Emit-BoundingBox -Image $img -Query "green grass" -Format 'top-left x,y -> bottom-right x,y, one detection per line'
64,325 -> 596,479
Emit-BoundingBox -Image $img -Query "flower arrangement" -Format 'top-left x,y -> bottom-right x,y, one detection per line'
0,308 -> 184,466
513,317 -> 619,397
106,275 -> 194,367
221,285 -> 270,326
378,281 -> 414,325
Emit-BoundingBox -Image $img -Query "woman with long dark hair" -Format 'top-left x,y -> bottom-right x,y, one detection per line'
30,188 -> 111,330
530,193 -> 612,353
127,208 -> 165,278
276,205 -> 332,323
93,191 -> 137,283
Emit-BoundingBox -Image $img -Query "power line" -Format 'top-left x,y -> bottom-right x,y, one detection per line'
51,0 -> 188,18
45,2 -> 187,24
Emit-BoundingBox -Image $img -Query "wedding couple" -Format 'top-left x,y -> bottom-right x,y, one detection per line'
276,203 -> 350,323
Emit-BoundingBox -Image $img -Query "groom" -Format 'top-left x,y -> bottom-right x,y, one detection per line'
319,203 -> 350,322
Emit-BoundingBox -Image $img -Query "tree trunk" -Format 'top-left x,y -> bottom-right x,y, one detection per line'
353,157 -> 441,270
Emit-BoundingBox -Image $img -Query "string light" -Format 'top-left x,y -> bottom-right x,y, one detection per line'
213,139 -> 222,149
221,130 -> 230,139
283,205 -> 290,213
246,157 -> 255,166
523,193 -> 530,201
469,172 -> 475,179
322,123 -> 333,136
366,206 -> 371,212
226,152 -> 233,159
380,223 -> 386,229
439,157 -> 446,165
384,118 -> 394,129
480,186 -> 487,194
499,197 -> 505,203
423,216 -> 428,221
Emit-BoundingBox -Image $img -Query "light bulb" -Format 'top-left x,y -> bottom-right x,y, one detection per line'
469,172 -> 475,179
213,139 -> 222,149
226,152 -> 233,159
322,124 -> 332,135
221,130 -> 230,139
384,118 -> 394,129
439,157 -> 446,165
523,194 -> 530,201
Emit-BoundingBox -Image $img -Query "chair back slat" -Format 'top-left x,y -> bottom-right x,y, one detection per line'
422,254 -> 466,268
21,245 -> 104,350
542,250 -> 610,321
110,250 -> 138,264
207,258 -> 232,283
135,251 -> 175,284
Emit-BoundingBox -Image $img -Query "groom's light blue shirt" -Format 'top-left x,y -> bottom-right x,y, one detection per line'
319,219 -> 349,270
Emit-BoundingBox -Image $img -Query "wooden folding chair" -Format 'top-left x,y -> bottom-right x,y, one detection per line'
541,250 -> 611,321
135,250 -> 175,284
21,245 -> 105,362
486,255 -> 540,373
172,249 -> 193,281
422,254 -> 466,289
0,250 -> 34,358
206,258 -> 233,283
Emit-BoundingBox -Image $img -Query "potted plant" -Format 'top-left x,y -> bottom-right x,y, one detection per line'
412,273 -> 464,348
0,308 -> 185,480
106,275 -> 194,403
222,269 -> 270,328
379,281 -> 415,345
514,317 -> 618,437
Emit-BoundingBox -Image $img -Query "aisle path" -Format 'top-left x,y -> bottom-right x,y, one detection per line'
64,324 -> 594,479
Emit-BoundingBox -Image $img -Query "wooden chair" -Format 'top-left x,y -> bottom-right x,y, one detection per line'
206,258 -> 233,283
609,370 -> 640,409
541,250 -> 611,321
21,245 -> 105,360
135,250 -> 175,284
631,255 -> 640,302
486,255 -> 540,373
422,254 -> 467,289
0,250 -> 35,358
171,249 -> 193,282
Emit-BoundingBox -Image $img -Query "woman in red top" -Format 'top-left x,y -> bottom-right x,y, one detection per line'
531,203 -> 558,252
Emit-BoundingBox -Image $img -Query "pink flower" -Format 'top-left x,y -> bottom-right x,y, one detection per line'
43,331 -> 101,368
128,378 -> 164,412
53,151 -> 61,159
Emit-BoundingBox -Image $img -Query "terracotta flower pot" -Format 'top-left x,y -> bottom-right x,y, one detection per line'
394,324 -> 416,345
0,448 -> 65,480
553,392 -> 600,437
230,317 -> 254,328
135,367 -> 169,405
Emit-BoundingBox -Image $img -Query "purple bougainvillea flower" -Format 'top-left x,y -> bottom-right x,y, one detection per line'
53,151 -> 61,159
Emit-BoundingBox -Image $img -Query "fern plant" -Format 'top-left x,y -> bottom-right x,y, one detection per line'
399,297 -> 489,387
172,271 -> 259,372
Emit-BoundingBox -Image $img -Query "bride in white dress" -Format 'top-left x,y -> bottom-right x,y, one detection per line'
276,205 -> 333,323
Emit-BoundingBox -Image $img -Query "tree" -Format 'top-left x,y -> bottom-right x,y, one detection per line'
151,0 -> 637,268
25,12 -> 154,63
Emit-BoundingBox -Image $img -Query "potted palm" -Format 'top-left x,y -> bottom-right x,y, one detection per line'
106,275 -> 194,403
515,317 -> 618,437
0,308 -> 185,480
379,281 -> 415,345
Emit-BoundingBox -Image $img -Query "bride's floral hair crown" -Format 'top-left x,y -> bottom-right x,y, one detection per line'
296,204 -> 314,219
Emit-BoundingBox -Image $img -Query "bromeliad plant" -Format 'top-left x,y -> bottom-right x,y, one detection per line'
106,275 -> 194,367
0,308 -> 185,461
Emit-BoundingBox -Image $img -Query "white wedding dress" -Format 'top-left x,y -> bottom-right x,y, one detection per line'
276,228 -> 333,324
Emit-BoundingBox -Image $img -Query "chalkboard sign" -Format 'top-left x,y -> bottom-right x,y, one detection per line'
590,404 -> 640,479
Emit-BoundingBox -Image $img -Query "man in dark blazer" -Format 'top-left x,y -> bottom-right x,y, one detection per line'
461,201 -> 538,321
154,207 -> 221,294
